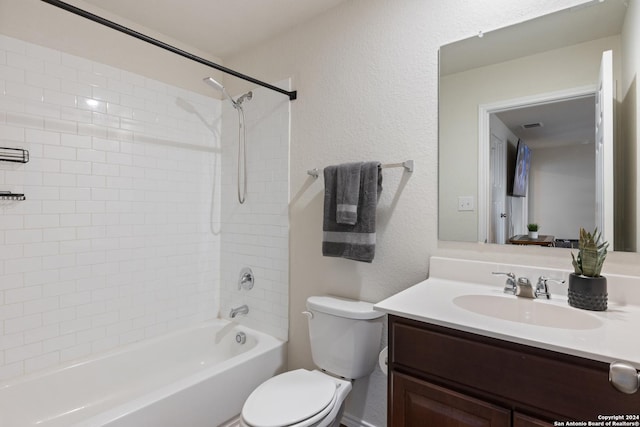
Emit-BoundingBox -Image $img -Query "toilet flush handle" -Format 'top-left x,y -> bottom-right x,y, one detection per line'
302,311 -> 314,319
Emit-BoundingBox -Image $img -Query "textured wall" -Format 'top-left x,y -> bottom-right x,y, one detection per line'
223,1 -> 595,426
0,34 -> 221,381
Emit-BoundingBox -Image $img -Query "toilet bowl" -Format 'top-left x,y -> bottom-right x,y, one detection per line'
240,369 -> 351,427
239,296 -> 384,427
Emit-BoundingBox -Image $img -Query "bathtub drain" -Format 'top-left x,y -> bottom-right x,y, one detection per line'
235,332 -> 247,344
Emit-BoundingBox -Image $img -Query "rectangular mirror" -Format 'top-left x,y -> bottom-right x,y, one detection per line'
438,0 -> 638,252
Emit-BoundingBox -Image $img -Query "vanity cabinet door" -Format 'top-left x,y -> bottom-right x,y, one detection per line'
391,371 -> 511,427
513,412 -> 553,427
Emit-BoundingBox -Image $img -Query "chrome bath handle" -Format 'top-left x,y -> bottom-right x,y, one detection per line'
238,267 -> 254,291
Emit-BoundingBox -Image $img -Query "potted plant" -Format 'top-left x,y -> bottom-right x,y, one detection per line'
527,223 -> 539,239
569,227 -> 609,311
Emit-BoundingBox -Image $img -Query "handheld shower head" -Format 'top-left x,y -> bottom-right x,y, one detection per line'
202,76 -> 252,204
203,76 -> 224,91
236,91 -> 252,106
203,77 -> 238,108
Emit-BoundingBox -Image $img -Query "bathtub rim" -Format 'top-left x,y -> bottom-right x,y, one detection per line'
0,318 -> 285,392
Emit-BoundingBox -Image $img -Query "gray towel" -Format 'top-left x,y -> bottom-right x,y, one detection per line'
336,162 -> 362,225
322,161 -> 382,263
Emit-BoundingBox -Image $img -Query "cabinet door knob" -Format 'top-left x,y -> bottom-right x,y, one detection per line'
609,361 -> 640,394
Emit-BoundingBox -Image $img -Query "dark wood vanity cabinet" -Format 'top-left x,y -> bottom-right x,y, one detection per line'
388,315 -> 640,426
392,371 -> 512,426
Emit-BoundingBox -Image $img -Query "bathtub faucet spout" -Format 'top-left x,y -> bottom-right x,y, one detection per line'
230,304 -> 249,318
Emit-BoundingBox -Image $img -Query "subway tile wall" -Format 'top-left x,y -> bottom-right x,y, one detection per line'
0,34 -> 223,381
220,80 -> 290,341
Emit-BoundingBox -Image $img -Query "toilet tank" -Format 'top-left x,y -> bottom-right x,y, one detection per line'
306,296 -> 385,380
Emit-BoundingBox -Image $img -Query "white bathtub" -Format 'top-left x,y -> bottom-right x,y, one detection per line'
0,320 -> 285,427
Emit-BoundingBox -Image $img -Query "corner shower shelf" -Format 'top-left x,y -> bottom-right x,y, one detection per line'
0,192 -> 26,201
0,147 -> 29,163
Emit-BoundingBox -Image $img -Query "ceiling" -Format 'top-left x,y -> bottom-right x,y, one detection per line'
80,0 -> 350,58
440,0 -> 627,76
495,95 -> 596,149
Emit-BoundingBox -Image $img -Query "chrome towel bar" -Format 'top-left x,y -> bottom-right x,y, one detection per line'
307,160 -> 414,179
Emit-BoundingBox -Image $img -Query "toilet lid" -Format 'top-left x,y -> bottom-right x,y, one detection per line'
242,369 -> 337,427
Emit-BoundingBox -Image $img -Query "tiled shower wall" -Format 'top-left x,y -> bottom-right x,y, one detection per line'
0,34 -> 222,381
220,80 -> 290,341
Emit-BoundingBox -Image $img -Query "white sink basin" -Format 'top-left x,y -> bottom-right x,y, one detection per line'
453,294 -> 603,330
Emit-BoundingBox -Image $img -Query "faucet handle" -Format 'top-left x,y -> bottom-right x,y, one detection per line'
535,276 -> 565,299
538,276 -> 566,285
493,271 -> 515,279
492,272 -> 516,295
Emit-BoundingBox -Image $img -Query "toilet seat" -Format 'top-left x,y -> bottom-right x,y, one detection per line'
241,369 -> 339,427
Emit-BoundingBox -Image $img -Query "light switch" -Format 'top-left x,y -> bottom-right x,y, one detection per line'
458,196 -> 474,211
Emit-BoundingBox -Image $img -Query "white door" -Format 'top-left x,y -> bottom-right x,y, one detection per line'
489,134 -> 507,244
595,50 -> 614,247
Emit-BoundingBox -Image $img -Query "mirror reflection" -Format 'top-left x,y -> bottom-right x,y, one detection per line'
438,0 -> 638,252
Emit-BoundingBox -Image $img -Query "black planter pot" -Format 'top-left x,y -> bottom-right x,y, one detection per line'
567,273 -> 608,311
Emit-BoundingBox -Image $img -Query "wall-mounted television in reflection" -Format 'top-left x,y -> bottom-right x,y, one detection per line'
511,139 -> 531,197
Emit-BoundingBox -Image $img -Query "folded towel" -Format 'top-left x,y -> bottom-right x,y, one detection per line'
336,162 -> 362,225
322,161 -> 382,263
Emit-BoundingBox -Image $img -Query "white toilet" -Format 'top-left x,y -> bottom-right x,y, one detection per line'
240,295 -> 385,427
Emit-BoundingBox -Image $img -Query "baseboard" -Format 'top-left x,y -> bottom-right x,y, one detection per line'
219,416 -> 240,427
341,412 -> 379,427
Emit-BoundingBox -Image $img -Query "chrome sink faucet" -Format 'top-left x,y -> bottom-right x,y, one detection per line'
230,304 -> 249,318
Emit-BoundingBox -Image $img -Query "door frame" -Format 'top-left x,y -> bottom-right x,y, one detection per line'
477,85 -> 597,244
596,49 -> 615,249
489,132 -> 507,244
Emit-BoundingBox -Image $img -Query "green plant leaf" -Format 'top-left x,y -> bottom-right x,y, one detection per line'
571,227 -> 608,277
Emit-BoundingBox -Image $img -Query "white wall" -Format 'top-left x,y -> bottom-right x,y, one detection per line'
440,35 -> 620,242
223,1 -> 607,426
529,144 -> 596,239
0,34 -> 221,381
220,80 -> 290,341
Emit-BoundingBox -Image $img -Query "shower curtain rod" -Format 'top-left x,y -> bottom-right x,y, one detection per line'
39,0 -> 298,101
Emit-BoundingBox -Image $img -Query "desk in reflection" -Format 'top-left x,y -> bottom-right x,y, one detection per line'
509,235 -> 555,247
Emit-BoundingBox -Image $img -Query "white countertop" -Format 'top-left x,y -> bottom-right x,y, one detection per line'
374,277 -> 640,369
